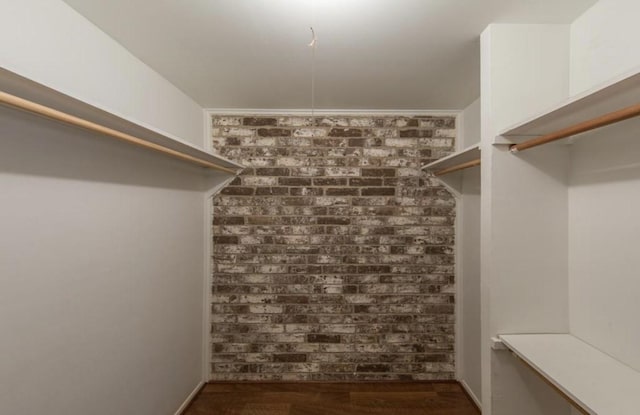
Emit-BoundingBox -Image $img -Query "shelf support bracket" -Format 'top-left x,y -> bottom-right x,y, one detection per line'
491,337 -> 507,351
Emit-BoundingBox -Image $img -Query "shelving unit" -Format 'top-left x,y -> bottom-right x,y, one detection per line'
0,67 -> 243,174
499,334 -> 640,415
422,144 -> 480,175
422,144 -> 480,195
496,68 -> 640,144
481,23 -> 640,415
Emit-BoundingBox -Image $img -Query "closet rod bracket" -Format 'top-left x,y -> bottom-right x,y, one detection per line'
491,337 -> 507,351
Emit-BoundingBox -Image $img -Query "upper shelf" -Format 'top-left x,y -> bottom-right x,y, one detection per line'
498,67 -> 640,142
500,334 -> 640,415
422,144 -> 480,176
0,67 -> 243,174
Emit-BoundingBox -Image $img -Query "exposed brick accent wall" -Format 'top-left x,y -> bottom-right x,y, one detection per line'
210,114 -> 456,381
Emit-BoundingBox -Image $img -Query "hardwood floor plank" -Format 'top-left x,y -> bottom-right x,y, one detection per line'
241,403 -> 290,415
183,382 -> 481,415
350,391 -> 438,407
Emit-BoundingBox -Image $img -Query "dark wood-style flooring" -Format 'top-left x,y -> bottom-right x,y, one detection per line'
183,382 -> 480,415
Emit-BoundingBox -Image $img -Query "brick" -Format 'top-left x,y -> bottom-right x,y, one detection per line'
395,118 -> 419,127
349,118 -> 375,127
398,129 -> 420,137
293,128 -> 327,138
325,167 -> 360,177
226,137 -> 242,146
213,235 -> 238,244
290,167 -> 325,177
212,117 -> 242,126
249,305 -> 284,314
385,137 -> 418,147
212,217 -> 245,225
242,177 -> 278,186
313,178 -> 348,186
244,157 -> 276,167
435,129 -> 456,138
257,128 -> 291,137
289,187 -> 324,196
314,138 -> 348,148
317,117 -> 349,127
244,117 -> 277,126
276,157 -> 309,167
363,148 -> 395,158
361,187 -> 396,196
317,217 -> 351,225
255,168 -> 290,176
275,295 -> 309,304
361,168 -> 396,177
329,128 -> 363,137
308,334 -> 341,343
349,178 -> 383,186
313,197 -> 350,206
223,127 -> 254,136
325,188 -> 358,196
273,354 -> 307,362
356,364 -> 391,372
278,117 -> 313,127
255,187 -> 289,196
279,177 -> 312,186
220,187 -> 254,196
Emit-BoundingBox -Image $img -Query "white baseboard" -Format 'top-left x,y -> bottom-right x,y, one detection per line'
174,380 -> 205,415
459,379 -> 482,412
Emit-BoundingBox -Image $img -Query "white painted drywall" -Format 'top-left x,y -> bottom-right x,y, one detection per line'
461,98 -> 481,150
568,118 -> 640,373
570,0 -> 640,96
455,99 -> 482,404
480,24 -> 572,415
0,107 -> 226,414
0,0 -> 206,148
459,167 -> 481,404
566,0 -> 640,378
485,24 -> 570,133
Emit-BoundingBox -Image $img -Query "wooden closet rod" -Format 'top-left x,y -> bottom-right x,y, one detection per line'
0,90 -> 238,174
435,158 -> 481,176
510,102 -> 640,153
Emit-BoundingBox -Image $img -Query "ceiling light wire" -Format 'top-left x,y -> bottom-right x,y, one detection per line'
308,0 -> 317,121
309,26 -> 317,121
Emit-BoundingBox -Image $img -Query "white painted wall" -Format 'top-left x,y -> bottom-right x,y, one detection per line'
570,0 -> 640,96
461,98 -> 481,150
480,24 -> 572,415
0,105 -> 226,414
454,99 -> 482,405
484,25 -> 570,133
566,0 -> 640,378
568,106 -> 640,374
459,167 -> 481,405
0,0 -> 206,148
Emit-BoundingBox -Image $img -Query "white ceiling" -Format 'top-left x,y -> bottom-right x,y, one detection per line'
62,0 -> 597,110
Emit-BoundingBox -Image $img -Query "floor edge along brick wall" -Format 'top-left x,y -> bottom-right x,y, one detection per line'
210,114 -> 456,381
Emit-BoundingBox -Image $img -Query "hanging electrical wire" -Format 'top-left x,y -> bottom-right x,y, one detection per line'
309,26 -> 317,120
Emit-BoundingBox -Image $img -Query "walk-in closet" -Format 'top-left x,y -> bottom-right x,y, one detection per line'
1,1 -> 638,414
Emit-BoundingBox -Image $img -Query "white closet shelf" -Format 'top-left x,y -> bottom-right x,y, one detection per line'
499,334 -> 640,415
421,144 -> 480,176
497,67 -> 640,143
0,67 -> 243,174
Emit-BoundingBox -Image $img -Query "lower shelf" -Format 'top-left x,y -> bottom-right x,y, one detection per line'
499,334 -> 640,415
